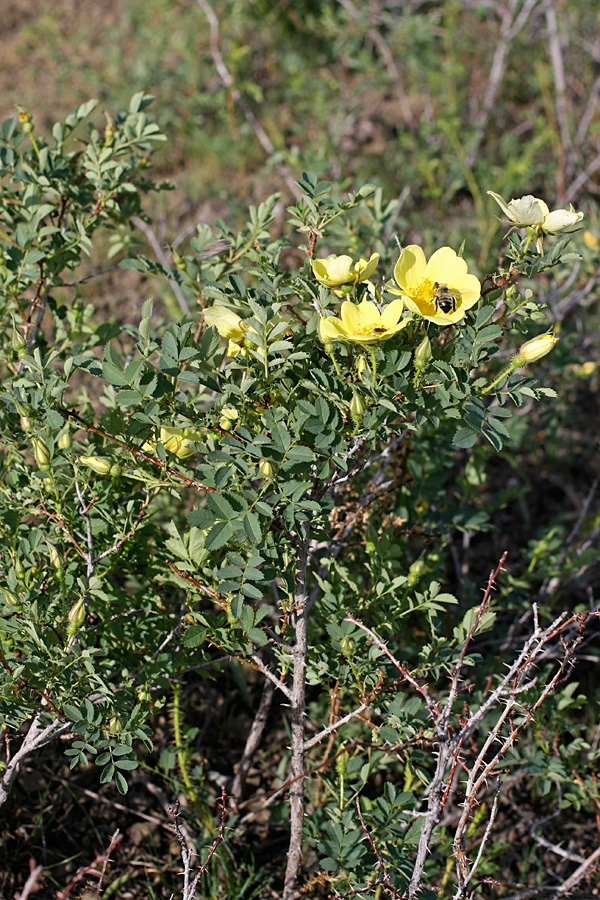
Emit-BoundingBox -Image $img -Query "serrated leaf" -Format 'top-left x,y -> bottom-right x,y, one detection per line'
103,363 -> 129,386
115,771 -> 129,794
453,427 -> 478,449
243,512 -> 262,543
63,704 -> 82,721
100,763 -> 115,784
205,520 -> 234,551
188,508 -> 216,529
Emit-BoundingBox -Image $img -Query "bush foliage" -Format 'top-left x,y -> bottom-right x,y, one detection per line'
1,3 -> 599,898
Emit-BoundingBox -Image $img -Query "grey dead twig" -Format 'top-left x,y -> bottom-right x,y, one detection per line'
345,553 -> 594,900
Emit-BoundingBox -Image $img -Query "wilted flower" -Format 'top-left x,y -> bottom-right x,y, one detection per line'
319,298 -> 409,345
488,191 -> 583,235
311,253 -> 379,290
391,246 -> 481,325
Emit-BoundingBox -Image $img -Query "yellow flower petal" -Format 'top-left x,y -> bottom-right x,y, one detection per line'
425,247 -> 468,283
380,297 -> 404,328
319,316 -> 346,343
393,245 -> 427,291
204,307 -> 247,341
340,300 -> 362,332
354,253 -> 380,282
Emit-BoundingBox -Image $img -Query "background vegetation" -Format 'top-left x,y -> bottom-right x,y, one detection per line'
0,1 -> 599,898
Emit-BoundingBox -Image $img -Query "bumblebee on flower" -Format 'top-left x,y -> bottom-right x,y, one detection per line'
390,245 -> 481,326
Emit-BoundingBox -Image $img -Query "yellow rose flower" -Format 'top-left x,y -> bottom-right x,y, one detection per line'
204,306 -> 248,342
311,252 -> 379,289
318,297 -> 409,345
391,245 -> 481,325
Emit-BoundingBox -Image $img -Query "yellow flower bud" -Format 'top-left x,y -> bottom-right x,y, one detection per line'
48,544 -> 61,571
414,335 -> 432,370
33,438 -> 51,471
349,389 -> 366,423
57,429 -> 72,450
219,408 -> 239,431
11,318 -> 26,354
68,598 -> 86,635
515,333 -> 558,366
0,586 -> 20,609
357,355 -> 371,379
407,558 -> 425,587
583,230 -> 598,249
20,415 -> 32,432
258,458 -> 274,478
80,455 -> 112,475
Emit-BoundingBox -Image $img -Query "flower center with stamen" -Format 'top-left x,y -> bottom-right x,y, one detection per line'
408,278 -> 437,310
354,323 -> 387,336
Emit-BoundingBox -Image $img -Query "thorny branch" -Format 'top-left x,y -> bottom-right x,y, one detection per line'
169,788 -> 227,900
345,554 -> 596,900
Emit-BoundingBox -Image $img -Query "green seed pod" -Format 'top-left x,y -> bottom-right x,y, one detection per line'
336,751 -> 349,777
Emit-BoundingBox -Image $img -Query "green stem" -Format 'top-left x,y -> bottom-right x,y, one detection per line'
327,344 -> 344,380
481,362 -> 517,395
369,346 -> 378,386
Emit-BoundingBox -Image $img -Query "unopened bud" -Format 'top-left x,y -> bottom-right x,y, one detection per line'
407,558 -> 425,587
172,249 -> 187,271
80,455 -> 112,475
0,586 -> 20,609
414,335 -> 432,370
108,716 -> 123,734
336,751 -> 349,776
514,333 -> 558,366
349,389 -> 366,423
259,458 -> 274,478
219,408 -> 239,431
67,598 -> 86,636
33,438 -> 51,471
340,636 -> 355,657
48,544 -> 61,571
11,318 -> 26,354
57,429 -> 72,450
20,415 -> 32,432
357,355 -> 371,380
